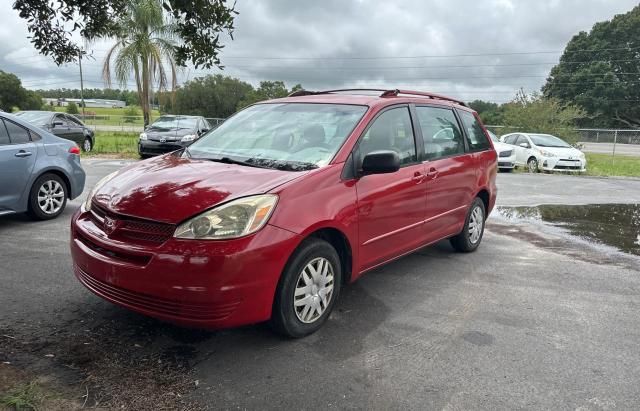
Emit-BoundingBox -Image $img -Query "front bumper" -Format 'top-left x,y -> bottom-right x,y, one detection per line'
541,157 -> 586,172
138,139 -> 189,156
70,208 -> 301,329
497,153 -> 516,169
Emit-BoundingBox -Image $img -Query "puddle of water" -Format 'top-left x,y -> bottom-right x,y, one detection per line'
495,204 -> 640,256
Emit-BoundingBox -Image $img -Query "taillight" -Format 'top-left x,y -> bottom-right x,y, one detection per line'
69,146 -> 81,155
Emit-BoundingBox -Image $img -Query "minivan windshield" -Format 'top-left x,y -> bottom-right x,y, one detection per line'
529,134 -> 571,148
149,116 -> 199,131
184,103 -> 368,170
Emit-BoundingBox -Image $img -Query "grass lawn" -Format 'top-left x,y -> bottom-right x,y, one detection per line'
86,131 -> 139,158
585,153 -> 640,177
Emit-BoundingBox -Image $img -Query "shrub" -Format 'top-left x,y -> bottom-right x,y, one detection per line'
123,105 -> 140,123
66,102 -> 79,114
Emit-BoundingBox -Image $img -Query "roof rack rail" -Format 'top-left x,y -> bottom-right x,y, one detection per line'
287,88 -> 467,107
380,89 -> 467,107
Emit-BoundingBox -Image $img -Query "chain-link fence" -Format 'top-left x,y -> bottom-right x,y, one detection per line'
486,126 -> 640,158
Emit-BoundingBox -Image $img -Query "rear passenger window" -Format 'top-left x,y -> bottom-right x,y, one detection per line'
360,107 -> 417,165
4,120 -> 31,144
415,106 -> 465,160
459,110 -> 490,151
0,120 -> 10,145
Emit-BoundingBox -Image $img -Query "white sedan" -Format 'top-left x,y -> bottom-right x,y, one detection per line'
488,131 -> 516,171
500,133 -> 586,173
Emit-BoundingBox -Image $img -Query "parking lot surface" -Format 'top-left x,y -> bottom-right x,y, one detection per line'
1,159 -> 639,409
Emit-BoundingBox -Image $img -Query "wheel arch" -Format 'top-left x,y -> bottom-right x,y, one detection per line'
475,188 -> 490,220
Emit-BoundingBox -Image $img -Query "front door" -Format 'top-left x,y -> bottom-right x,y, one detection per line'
355,106 -> 427,270
0,119 -> 37,211
513,134 -> 531,165
416,105 -> 476,243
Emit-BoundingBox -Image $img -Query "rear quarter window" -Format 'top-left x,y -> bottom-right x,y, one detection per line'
458,110 -> 491,151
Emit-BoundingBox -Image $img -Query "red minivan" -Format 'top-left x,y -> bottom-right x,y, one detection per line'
71,89 -> 497,337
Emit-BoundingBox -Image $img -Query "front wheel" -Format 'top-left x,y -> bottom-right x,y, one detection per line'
527,157 -> 539,173
450,197 -> 485,253
27,173 -> 68,220
272,238 -> 342,338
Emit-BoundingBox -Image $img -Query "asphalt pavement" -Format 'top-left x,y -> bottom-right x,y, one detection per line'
1,159 -> 639,410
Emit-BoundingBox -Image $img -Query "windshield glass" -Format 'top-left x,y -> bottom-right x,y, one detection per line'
487,130 -> 500,143
529,134 -> 571,148
184,103 -> 368,170
149,116 -> 198,130
14,111 -> 52,126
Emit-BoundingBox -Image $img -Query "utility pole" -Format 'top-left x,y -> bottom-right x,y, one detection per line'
79,50 -> 86,117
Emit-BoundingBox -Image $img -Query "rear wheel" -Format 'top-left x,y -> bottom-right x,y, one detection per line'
27,173 -> 68,220
450,197 -> 485,253
82,137 -> 92,152
272,238 -> 342,338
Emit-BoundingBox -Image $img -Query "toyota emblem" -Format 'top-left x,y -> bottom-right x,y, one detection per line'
104,216 -> 117,235
160,137 -> 167,143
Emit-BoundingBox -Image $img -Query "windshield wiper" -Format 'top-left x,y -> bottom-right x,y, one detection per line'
207,156 -> 268,169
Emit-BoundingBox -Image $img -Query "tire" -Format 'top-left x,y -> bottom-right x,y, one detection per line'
271,238 -> 342,338
27,173 -> 68,220
82,137 -> 92,152
527,157 -> 539,173
450,197 -> 486,253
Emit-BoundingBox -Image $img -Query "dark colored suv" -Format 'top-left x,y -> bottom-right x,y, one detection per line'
138,115 -> 211,158
15,111 -> 95,152
71,89 -> 497,337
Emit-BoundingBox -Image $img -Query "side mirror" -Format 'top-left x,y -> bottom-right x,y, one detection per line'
361,150 -> 401,175
52,121 -> 64,127
519,142 -> 530,148
200,128 -> 209,134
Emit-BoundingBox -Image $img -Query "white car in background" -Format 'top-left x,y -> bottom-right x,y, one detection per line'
500,133 -> 586,173
488,130 -> 516,171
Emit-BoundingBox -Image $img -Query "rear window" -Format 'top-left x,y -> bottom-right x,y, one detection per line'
415,106 -> 465,160
4,119 -> 31,144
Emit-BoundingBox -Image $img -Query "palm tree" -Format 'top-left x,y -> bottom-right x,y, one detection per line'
102,0 -> 177,126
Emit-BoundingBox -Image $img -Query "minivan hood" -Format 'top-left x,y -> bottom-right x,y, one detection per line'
94,154 -> 307,223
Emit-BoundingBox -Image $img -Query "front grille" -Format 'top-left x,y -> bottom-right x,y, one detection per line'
498,162 -> 513,167
90,201 -> 175,244
498,150 -> 513,158
75,265 -> 240,322
554,164 -> 582,170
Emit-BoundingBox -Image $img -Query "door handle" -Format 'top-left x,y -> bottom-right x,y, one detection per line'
14,150 -> 32,158
411,171 -> 425,183
426,167 -> 439,179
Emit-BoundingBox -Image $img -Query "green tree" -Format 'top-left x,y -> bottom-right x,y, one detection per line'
501,91 -> 585,143
123,105 -> 141,122
0,71 -> 27,111
468,100 -> 504,125
12,0 -> 236,68
167,74 -> 253,118
23,90 -> 43,110
103,0 -> 178,126
543,5 -> 640,128
237,81 -> 293,109
66,101 -> 79,114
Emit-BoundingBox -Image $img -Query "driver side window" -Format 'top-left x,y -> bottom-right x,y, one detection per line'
360,107 -> 416,165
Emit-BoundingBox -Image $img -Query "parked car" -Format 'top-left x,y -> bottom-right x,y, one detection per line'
14,111 -> 96,152
138,115 -> 212,158
500,133 -> 586,172
487,130 -> 516,171
0,112 -> 85,220
71,89 -> 497,337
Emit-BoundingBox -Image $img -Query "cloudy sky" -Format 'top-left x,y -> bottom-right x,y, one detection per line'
1,0 -> 637,103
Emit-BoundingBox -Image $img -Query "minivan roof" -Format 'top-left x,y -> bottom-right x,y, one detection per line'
266,88 -> 473,111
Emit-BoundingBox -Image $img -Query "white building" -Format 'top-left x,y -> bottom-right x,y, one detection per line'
44,98 -> 126,108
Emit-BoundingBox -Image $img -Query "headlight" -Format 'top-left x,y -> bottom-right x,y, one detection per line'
174,195 -> 278,240
139,132 -> 147,140
82,171 -> 118,212
539,149 -> 556,157
180,134 -> 197,142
